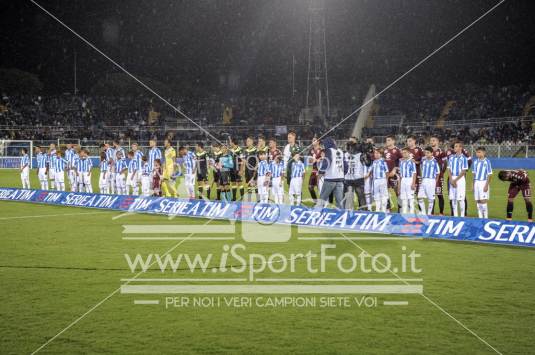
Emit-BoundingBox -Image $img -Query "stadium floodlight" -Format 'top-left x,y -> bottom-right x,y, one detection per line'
0,140 -> 33,169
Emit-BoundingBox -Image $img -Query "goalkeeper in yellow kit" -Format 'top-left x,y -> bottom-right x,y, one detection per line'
162,139 -> 178,197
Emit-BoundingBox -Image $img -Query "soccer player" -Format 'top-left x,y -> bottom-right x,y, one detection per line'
257,135 -> 269,157
406,135 -> 423,197
418,147 -> 441,215
104,143 -> 116,194
243,137 -> 258,201
317,137 -> 346,209
384,135 -> 402,212
257,151 -> 270,203
269,154 -> 285,204
140,155 -> 152,196
65,143 -> 78,192
48,143 -> 57,189
283,131 -> 301,186
344,137 -> 366,210
446,140 -> 472,216
20,148 -> 30,189
147,138 -> 162,190
114,151 -> 127,195
308,137 -> 322,202
218,145 -> 235,202
52,150 -> 67,191
398,148 -> 417,214
178,146 -> 196,199
35,146 -> 48,190
447,142 -> 469,217
98,152 -> 109,194
126,151 -> 139,195
289,152 -> 305,205
195,143 -> 210,199
162,139 -> 178,197
369,149 -> 389,213
152,159 -> 163,197
498,170 -> 532,222
363,163 -> 373,211
472,147 -> 492,218
131,143 -> 144,194
76,149 -> 93,193
229,138 -> 244,201
430,136 -> 447,215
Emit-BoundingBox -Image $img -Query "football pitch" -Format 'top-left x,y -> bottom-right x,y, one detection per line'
0,169 -> 534,354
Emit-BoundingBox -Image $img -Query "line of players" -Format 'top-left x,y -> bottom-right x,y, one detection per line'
17,133 -> 532,221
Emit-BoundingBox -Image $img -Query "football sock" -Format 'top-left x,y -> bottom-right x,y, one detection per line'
526,201 -> 533,219
507,201 -> 514,219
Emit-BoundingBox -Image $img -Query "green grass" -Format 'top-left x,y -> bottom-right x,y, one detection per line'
0,169 -> 534,354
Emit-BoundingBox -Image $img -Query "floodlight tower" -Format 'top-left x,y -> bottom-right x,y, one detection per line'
305,0 -> 330,119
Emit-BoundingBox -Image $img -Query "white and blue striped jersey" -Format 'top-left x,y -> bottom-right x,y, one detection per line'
48,149 -> 56,165
472,158 -> 493,181
183,151 -> 196,174
421,158 -> 440,179
100,160 -> 109,172
148,147 -> 162,171
105,147 -> 116,163
76,158 -> 93,173
36,152 -> 48,169
141,162 -> 151,176
127,159 -> 138,173
399,159 -> 416,178
291,161 -> 305,178
65,148 -> 77,167
257,160 -> 270,177
20,154 -> 30,169
133,150 -> 144,169
448,154 -> 469,176
115,159 -> 127,174
114,147 -> 126,160
270,161 -> 285,178
372,159 -> 389,179
53,157 -> 68,172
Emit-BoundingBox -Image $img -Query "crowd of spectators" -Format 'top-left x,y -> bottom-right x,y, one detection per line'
1,83 -> 533,145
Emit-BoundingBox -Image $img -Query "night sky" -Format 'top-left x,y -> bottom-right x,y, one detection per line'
1,0 -> 534,96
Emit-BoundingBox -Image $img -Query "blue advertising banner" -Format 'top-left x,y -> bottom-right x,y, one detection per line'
0,187 -> 534,248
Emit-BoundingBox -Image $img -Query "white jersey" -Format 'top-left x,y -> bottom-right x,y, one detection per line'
324,148 -> 345,180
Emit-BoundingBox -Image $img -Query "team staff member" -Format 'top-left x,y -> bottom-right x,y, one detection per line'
162,139 -> 178,197
229,138 -> 244,201
195,143 -> 210,199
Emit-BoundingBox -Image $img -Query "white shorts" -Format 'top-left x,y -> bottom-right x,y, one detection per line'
289,177 -> 303,195
372,178 -> 388,199
449,176 -> 466,201
271,177 -> 283,194
474,180 -> 490,200
49,168 -> 56,179
418,178 -> 436,199
185,173 -> 196,186
116,173 -> 126,186
99,172 -> 107,185
257,176 -> 268,195
55,171 -> 65,183
38,168 -> 47,181
126,173 -> 136,186
399,177 -> 415,200
141,175 -> 151,195
21,167 -> 29,179
364,177 -> 372,194
78,172 -> 91,185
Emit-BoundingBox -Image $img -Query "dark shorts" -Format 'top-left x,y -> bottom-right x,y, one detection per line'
219,171 -> 231,186
388,175 -> 399,190
309,170 -> 319,187
508,183 -> 531,199
230,170 -> 242,183
245,169 -> 256,184
197,170 -> 208,182
435,175 -> 444,195
213,170 -> 220,184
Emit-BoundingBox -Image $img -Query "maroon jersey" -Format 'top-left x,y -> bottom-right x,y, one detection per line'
268,148 -> 282,162
407,146 -> 424,174
384,146 -> 402,172
508,170 -> 531,199
310,147 -> 322,172
432,147 -> 447,173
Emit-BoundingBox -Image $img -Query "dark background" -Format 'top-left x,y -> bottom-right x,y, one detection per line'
1,0 -> 534,96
